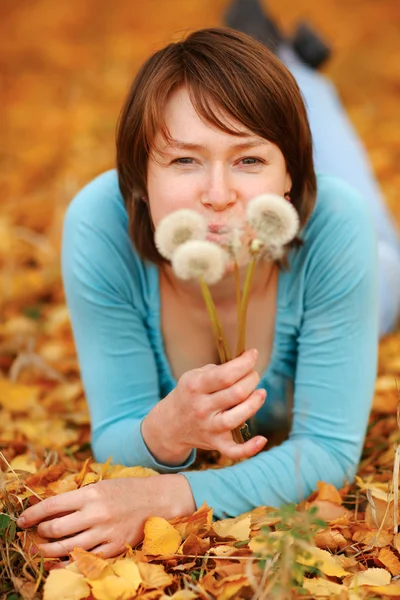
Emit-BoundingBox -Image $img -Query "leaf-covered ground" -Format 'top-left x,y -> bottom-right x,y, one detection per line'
1,1 -> 400,598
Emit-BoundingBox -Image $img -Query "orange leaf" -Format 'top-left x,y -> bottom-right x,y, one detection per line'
378,547 -> 400,576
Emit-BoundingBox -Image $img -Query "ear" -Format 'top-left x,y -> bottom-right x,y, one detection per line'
284,172 -> 292,194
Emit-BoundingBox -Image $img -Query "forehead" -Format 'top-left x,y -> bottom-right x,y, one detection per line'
159,86 -> 255,144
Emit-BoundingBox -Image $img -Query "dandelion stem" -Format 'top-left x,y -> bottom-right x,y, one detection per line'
198,277 -> 231,363
234,260 -> 241,322
236,257 -> 256,357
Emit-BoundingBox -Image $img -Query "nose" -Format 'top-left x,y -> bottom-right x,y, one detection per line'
201,163 -> 237,211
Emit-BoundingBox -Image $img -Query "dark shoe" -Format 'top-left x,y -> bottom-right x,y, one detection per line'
224,0 -> 283,53
291,22 -> 332,69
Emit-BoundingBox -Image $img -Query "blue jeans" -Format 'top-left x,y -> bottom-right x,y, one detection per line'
281,48 -> 400,336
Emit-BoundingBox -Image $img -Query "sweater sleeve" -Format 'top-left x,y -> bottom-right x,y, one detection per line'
61,171 -> 195,472
183,179 -> 379,518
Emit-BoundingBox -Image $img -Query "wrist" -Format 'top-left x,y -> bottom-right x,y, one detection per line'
142,396 -> 192,466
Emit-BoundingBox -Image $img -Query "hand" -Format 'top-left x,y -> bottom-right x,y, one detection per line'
143,348 -> 267,463
17,474 -> 195,559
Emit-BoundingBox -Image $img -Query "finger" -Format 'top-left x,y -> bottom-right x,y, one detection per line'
217,388 -> 266,432
35,530 -> 102,559
212,369 -> 261,411
199,349 -> 258,394
37,511 -> 94,539
218,435 -> 268,460
89,541 -> 127,559
18,490 -> 84,528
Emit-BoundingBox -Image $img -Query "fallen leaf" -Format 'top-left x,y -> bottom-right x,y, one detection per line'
213,574 -> 249,600
180,533 -> 210,556
70,547 -> 112,579
212,514 -> 250,541
111,558 -> 142,590
302,577 -> 344,597
43,569 -> 90,600
378,547 -> 400,576
315,481 -> 343,505
89,574 -> 139,600
297,546 -> 349,577
350,567 -> 391,587
142,516 -> 182,556
138,562 -> 173,590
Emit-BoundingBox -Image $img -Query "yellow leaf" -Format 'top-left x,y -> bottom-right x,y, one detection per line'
168,591 -> 198,600
43,569 -> 90,600
212,514 -> 250,541
105,465 -> 159,479
142,516 -> 181,556
370,584 -> 400,596
297,547 -> 349,577
10,453 -> 37,473
138,562 -> 173,589
302,577 -> 344,597
350,567 -> 391,587
379,548 -> 400,576
90,575 -> 138,600
111,558 -> 142,590
0,379 -> 41,412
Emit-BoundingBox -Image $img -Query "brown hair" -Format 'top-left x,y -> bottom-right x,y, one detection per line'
116,27 -> 316,264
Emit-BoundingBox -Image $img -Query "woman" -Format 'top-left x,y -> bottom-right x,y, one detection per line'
17,27 -> 378,559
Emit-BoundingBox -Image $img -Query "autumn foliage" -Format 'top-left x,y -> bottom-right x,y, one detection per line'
1,0 -> 400,598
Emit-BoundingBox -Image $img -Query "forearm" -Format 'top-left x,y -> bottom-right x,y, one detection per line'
141,395 -> 193,466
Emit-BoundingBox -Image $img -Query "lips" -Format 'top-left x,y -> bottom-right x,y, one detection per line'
208,223 -> 228,234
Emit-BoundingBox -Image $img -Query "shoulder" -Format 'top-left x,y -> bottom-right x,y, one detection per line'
286,174 -> 378,304
302,174 -> 376,249
62,170 -> 154,303
64,169 -> 127,235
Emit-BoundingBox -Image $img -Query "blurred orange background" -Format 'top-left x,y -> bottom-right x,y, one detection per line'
1,0 -> 399,256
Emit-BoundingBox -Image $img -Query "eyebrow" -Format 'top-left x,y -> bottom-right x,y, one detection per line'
166,138 -> 271,152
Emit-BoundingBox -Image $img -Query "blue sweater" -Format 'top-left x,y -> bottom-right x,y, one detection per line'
62,169 -> 378,518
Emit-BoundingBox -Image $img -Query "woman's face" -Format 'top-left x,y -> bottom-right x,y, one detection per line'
147,86 -> 292,233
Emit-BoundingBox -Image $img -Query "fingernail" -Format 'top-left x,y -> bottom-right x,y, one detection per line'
30,545 -> 39,555
17,517 -> 26,527
258,389 -> 266,401
251,348 -> 258,360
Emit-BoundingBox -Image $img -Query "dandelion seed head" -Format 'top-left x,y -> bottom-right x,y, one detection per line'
246,194 -> 299,246
172,240 -> 227,285
155,209 -> 207,260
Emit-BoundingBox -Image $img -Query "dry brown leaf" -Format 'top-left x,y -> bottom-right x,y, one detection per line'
213,574 -> 249,600
180,533 -> 210,556
315,481 -> 343,505
352,528 -> 393,548
379,547 -> 400,576
308,499 -> 350,521
169,502 -> 212,540
314,528 -> 348,551
70,547 -> 111,579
